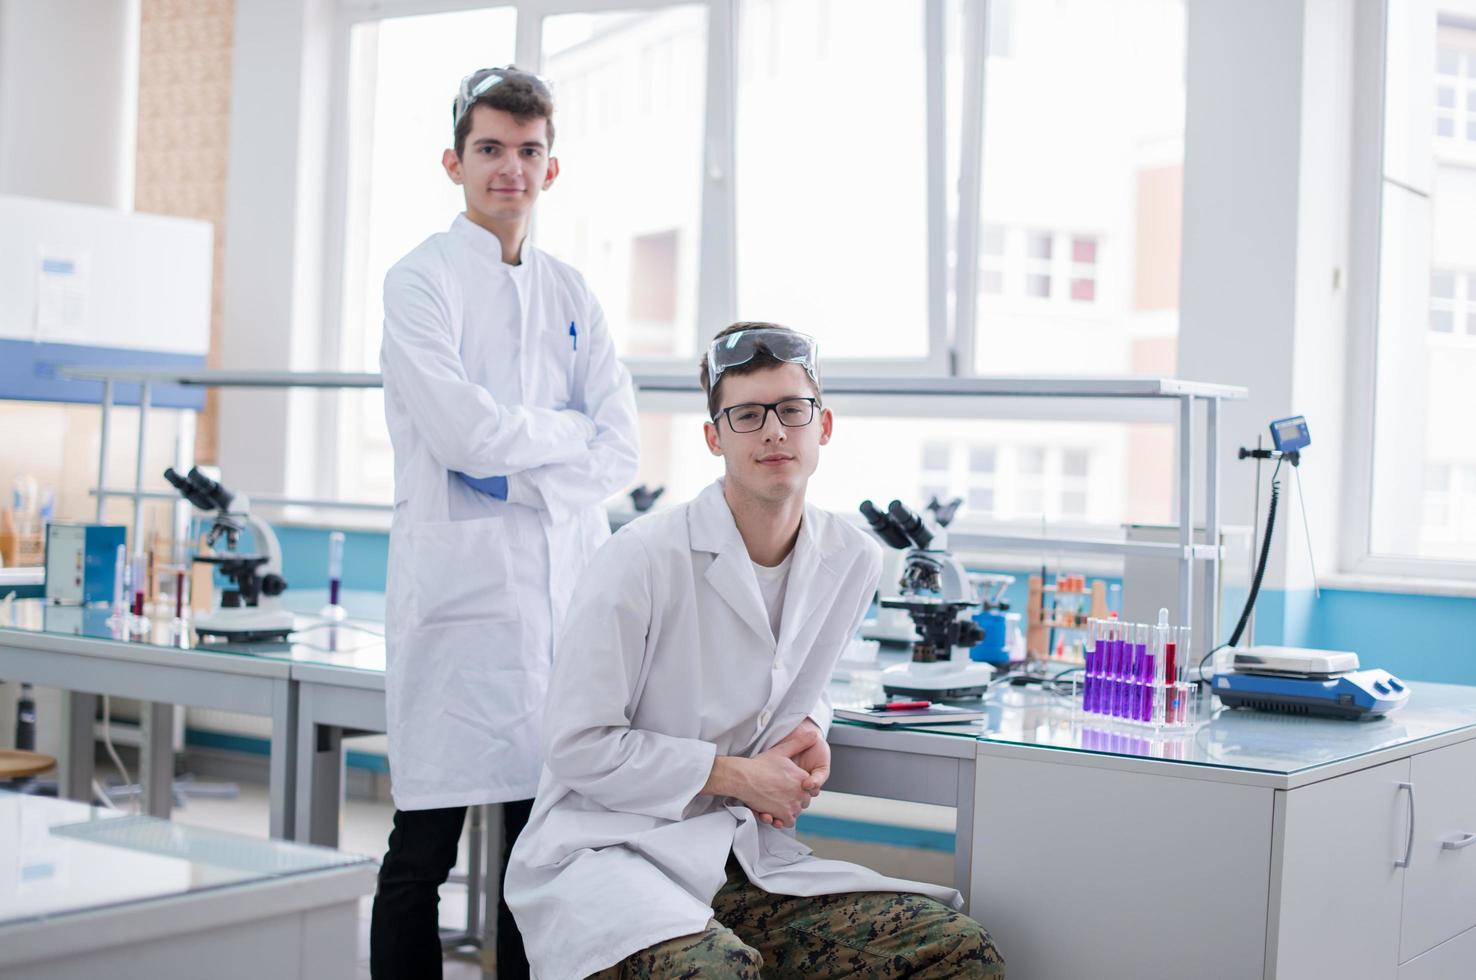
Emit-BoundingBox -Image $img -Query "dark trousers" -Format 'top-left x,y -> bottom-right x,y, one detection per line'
370,799 -> 534,980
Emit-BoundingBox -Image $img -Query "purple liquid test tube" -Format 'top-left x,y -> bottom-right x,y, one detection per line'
1138,624 -> 1155,722
1133,628 -> 1145,720
1085,619 -> 1101,713
1112,624 -> 1128,718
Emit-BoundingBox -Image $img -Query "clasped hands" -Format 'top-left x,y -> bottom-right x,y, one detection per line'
705,719 -> 829,829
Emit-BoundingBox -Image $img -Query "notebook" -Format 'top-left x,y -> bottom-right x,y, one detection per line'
833,704 -> 985,726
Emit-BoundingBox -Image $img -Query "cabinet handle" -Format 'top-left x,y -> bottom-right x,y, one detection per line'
1395,782 -> 1416,868
1442,832 -> 1476,851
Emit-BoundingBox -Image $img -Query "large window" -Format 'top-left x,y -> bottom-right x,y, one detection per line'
535,6 -> 709,359
969,0 -> 1185,376
323,0 -> 1189,532
734,0 -> 931,359
1363,7 -> 1476,567
334,6 -> 518,503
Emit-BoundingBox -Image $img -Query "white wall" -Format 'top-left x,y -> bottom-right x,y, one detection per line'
0,0 -> 140,208
217,0 -> 334,498
1180,0 -> 1356,620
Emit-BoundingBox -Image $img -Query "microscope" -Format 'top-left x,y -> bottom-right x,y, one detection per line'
164,467 -> 293,642
859,499 -> 994,700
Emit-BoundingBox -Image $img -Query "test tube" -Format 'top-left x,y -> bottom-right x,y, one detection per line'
1178,625 -> 1195,724
1111,622 -> 1128,719
328,531 -> 344,606
129,552 -> 147,618
170,540 -> 190,622
1138,622 -> 1155,724
319,531 -> 348,621
109,544 -> 126,622
1084,619 -> 1101,714
1162,616 -> 1179,725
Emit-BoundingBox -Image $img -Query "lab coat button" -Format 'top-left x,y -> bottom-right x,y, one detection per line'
759,711 -> 771,728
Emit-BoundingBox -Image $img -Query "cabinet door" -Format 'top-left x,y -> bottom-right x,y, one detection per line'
1270,757 -> 1411,980
972,752 -> 1275,980
1399,922 -> 1476,980
1401,739 -> 1476,962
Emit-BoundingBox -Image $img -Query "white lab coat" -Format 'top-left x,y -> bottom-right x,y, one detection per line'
506,480 -> 962,980
380,214 -> 639,810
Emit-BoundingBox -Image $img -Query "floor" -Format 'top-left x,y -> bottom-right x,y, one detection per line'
164,780 -> 953,979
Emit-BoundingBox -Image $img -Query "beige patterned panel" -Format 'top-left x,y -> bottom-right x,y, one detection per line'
134,0 -> 235,464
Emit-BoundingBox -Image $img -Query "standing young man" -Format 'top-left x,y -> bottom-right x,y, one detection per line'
505,324 -> 1003,978
373,66 -> 639,979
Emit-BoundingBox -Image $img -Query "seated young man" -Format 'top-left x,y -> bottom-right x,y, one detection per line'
505,323 -> 1004,979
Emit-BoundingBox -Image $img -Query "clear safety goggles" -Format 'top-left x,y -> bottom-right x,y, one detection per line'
452,66 -> 552,129
706,328 -> 819,390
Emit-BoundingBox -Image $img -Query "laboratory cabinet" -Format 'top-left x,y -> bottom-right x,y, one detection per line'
969,705 -> 1476,980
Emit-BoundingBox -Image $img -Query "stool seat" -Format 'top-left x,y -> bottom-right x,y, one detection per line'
0,749 -> 57,779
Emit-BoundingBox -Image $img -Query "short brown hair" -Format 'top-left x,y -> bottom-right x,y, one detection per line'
453,67 -> 555,157
698,321 -> 822,420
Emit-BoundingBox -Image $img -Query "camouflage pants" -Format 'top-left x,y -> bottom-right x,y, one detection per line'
589,860 -> 1004,979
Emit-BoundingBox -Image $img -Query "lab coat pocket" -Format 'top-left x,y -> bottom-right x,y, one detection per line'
410,517 -> 517,628
536,325 -> 578,410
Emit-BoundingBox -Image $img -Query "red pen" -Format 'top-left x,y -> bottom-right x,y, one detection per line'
870,700 -> 932,711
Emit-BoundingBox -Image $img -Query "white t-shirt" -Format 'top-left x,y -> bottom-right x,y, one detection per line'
751,549 -> 794,643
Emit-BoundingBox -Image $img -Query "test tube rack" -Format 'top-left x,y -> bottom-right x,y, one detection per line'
1076,617 -> 1198,732
1025,574 -> 1109,663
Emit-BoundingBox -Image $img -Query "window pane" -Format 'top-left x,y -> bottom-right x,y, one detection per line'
335,8 -> 518,503
537,6 -> 709,359
635,414 -> 1171,526
967,487 -> 995,513
979,269 -> 1004,294
1370,19 -> 1476,561
736,0 -> 929,359
1438,47 -> 1459,75
1062,449 -> 1090,478
1437,85 -> 1456,108
981,224 -> 1007,256
921,441 -> 951,471
971,1 -> 1185,376
969,446 -> 996,472
1437,116 -> 1455,138
1017,447 -> 1045,475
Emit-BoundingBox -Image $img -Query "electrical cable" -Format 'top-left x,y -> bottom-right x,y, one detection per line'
1198,457 -> 1283,686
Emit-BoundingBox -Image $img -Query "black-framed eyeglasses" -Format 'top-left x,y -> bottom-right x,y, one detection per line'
714,397 -> 819,434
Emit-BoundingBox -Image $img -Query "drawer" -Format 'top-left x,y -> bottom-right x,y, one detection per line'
1401,738 -> 1476,963
1399,921 -> 1476,980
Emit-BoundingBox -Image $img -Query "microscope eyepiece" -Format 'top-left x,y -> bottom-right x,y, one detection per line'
164,466 -> 234,513
887,500 -> 934,550
859,500 -> 912,551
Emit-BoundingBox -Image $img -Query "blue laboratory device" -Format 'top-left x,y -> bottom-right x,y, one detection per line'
1269,415 -> 1311,454
43,522 -> 127,605
1212,647 -> 1409,719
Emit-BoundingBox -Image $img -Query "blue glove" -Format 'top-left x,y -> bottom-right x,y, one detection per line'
457,472 -> 508,500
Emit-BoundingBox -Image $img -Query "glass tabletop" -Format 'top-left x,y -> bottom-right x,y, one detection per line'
0,792 -> 372,928
0,592 -> 388,674
831,660 -> 1476,776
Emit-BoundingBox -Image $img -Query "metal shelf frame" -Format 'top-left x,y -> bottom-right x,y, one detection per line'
60,365 -> 1246,651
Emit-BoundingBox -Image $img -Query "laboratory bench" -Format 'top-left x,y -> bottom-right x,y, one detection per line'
6,597 -> 1476,979
0,791 -> 375,980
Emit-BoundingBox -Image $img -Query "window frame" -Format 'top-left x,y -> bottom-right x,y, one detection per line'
1341,0 -> 1476,583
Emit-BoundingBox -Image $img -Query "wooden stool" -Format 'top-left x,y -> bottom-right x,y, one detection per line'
0,749 -> 56,780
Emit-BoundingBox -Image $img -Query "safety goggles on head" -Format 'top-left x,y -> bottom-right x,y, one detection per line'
452,66 -> 552,130
706,328 -> 819,392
